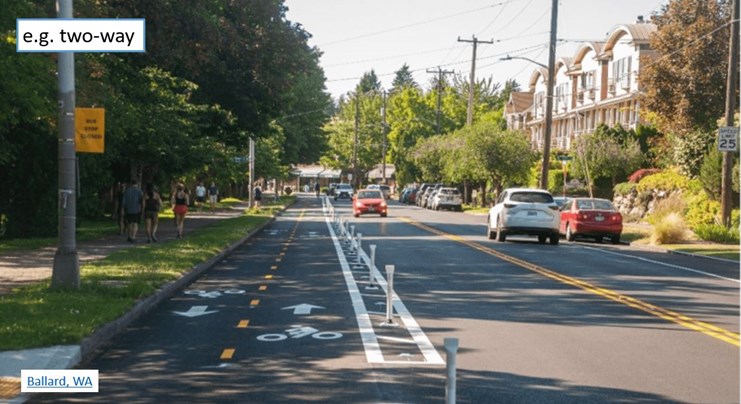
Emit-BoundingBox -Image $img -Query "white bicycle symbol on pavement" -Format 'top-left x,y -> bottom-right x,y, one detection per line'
257,325 -> 343,342
184,289 -> 245,299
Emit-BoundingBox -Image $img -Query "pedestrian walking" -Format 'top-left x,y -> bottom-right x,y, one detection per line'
143,183 -> 162,243
253,183 -> 262,208
314,182 -> 320,197
172,183 -> 189,239
195,181 -> 206,211
114,182 -> 127,235
208,182 -> 219,213
122,180 -> 144,243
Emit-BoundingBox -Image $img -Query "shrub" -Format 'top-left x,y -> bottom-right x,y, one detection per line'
693,224 -> 740,244
613,182 -> 635,196
684,191 -> 720,228
628,168 -> 662,183
648,193 -> 686,225
636,170 -> 690,193
651,212 -> 689,244
219,197 -> 242,205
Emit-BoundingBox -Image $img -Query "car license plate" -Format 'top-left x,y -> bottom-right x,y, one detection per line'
527,211 -> 537,216
595,215 -> 604,221
368,207 -> 375,212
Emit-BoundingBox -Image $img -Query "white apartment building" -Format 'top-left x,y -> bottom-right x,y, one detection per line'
505,19 -> 656,151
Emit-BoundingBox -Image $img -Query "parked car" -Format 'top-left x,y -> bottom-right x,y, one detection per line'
487,188 -> 560,244
560,198 -> 623,243
334,183 -> 354,200
353,189 -> 388,218
422,189 -> 438,209
379,185 -> 392,199
553,196 -> 570,208
406,188 -> 418,205
430,187 -> 462,211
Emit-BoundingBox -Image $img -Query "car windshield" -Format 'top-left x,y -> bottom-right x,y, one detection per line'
577,199 -> 616,210
337,185 -> 352,190
440,189 -> 460,195
510,192 -> 554,203
358,190 -> 382,199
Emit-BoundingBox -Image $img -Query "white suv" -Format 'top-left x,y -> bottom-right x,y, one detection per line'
487,188 -> 560,245
431,187 -> 462,211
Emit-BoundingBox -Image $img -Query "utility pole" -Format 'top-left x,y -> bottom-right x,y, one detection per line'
720,0 -> 739,226
381,90 -> 388,184
540,0 -> 559,190
426,67 -> 455,134
353,92 -> 360,189
52,0 -> 79,289
458,36 -> 493,126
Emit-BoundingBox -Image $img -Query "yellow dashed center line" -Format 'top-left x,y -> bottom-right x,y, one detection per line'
250,299 -> 260,307
270,265 -> 278,270
400,217 -> 740,347
259,285 -> 268,291
264,274 -> 273,280
220,348 -> 235,360
237,320 -> 250,328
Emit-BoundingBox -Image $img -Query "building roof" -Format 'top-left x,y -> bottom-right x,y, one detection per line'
367,163 -> 395,180
506,92 -> 534,114
290,164 -> 341,178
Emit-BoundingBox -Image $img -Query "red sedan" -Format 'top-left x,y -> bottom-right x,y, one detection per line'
560,198 -> 622,243
353,189 -> 388,218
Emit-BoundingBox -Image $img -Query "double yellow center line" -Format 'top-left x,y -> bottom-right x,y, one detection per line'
401,217 -> 740,347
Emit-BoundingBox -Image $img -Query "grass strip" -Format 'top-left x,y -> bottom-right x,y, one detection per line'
0,202 -> 289,351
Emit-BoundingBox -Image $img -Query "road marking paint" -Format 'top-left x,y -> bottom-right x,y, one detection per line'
581,245 -> 740,284
401,217 -> 740,348
259,285 -> 268,291
325,214 -> 445,365
220,348 -> 235,360
250,299 -> 260,307
377,335 -> 418,344
237,320 -> 250,328
270,265 -> 278,270
275,258 -> 282,262
265,274 -> 273,280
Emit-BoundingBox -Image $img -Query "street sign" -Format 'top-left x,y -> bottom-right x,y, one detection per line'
75,107 -> 105,153
718,127 -> 739,152
557,156 -> 572,162
233,156 -> 248,163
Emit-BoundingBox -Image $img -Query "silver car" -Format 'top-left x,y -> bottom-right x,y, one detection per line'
487,188 -> 560,244
431,187 -> 462,211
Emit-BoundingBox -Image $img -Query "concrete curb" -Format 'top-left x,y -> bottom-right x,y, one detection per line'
77,215 -> 277,364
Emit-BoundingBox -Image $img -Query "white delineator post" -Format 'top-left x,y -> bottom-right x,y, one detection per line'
444,337 -> 459,404
356,233 -> 363,264
368,244 -> 377,289
385,265 -> 395,324
350,225 -> 356,250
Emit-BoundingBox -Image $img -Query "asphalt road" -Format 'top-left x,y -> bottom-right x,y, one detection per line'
32,195 -> 739,403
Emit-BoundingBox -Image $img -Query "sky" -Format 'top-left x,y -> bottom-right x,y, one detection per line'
284,0 -> 669,100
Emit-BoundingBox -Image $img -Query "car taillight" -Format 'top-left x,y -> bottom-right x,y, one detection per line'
612,214 -> 622,222
504,203 -> 516,209
581,214 -> 589,220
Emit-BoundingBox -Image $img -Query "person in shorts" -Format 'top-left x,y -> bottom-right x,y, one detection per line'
208,182 -> 218,213
171,183 -> 189,239
143,183 -> 162,243
195,182 -> 206,211
253,183 -> 262,208
122,180 -> 144,243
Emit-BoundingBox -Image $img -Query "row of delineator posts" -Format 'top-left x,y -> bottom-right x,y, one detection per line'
322,197 -> 459,404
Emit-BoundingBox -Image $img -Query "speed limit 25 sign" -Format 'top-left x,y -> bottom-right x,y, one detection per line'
718,127 -> 739,152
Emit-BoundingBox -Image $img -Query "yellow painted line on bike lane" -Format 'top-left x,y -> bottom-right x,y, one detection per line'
400,217 -> 740,348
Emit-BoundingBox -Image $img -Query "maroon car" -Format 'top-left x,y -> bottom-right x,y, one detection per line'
560,198 -> 623,243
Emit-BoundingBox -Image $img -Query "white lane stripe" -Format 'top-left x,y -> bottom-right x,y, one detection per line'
324,208 -> 445,366
325,217 -> 384,363
582,245 -> 741,284
377,335 -> 418,344
354,236 -> 446,366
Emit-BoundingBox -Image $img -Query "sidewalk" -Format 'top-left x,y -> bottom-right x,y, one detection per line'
0,206 -> 252,402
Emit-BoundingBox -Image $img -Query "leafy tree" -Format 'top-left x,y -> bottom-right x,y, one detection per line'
571,129 -> 644,196
391,64 -> 418,92
671,129 -> 714,177
640,0 -> 732,136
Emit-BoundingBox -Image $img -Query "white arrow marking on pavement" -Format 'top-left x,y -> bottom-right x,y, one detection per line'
173,305 -> 218,317
282,304 -> 325,315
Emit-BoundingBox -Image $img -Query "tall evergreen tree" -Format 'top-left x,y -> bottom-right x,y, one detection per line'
391,64 -> 418,92
356,70 -> 382,94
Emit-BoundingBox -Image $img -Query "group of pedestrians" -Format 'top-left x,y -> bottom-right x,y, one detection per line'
116,180 -> 221,243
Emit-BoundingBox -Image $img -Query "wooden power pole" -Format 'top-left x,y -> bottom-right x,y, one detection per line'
457,36 -> 493,126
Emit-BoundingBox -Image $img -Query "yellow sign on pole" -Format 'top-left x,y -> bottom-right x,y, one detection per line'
75,108 -> 105,153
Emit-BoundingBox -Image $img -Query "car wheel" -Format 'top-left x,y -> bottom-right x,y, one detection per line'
496,218 -> 507,242
354,213 -> 360,218
486,217 -> 496,240
565,224 -> 575,241
550,234 -> 559,245
595,236 -> 603,243
612,234 -> 621,244
538,235 -> 547,244
380,213 -> 387,218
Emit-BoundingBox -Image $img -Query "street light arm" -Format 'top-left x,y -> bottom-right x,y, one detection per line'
500,55 -> 548,70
